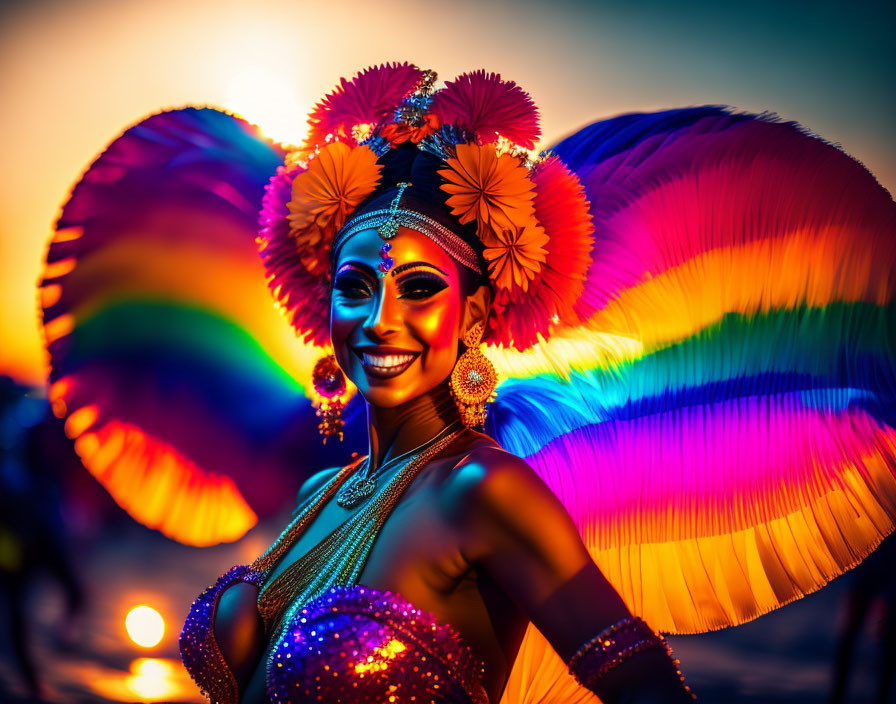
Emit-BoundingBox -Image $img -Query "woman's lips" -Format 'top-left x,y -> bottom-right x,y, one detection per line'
354,349 -> 420,379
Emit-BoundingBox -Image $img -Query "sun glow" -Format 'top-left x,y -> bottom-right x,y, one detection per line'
125,605 -> 165,648
225,68 -> 307,146
86,658 -> 198,703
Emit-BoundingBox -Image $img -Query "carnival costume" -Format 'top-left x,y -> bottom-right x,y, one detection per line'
40,63 -> 896,703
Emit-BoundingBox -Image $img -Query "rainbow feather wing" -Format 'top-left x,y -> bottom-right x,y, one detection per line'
496,107 -> 895,703
41,108 -> 359,546
489,107 -> 896,636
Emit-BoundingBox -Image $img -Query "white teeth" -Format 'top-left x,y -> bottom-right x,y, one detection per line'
361,352 -> 415,369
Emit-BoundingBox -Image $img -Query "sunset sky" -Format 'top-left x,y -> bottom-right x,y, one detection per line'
2,0 -> 894,385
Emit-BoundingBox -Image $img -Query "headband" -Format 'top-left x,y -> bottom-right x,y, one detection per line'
331,182 -> 484,275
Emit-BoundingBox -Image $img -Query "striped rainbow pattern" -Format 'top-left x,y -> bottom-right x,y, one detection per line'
41,108 -> 362,546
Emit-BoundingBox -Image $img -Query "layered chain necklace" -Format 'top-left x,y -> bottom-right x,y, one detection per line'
335,421 -> 461,508
253,421 -> 465,640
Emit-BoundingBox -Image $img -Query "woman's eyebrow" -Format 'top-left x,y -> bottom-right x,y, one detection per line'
335,261 -> 376,277
390,261 -> 449,277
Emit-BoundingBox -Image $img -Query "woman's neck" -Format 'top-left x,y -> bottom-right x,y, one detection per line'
365,378 -> 462,470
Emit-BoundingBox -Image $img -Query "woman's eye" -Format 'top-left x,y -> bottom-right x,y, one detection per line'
398,273 -> 448,300
334,276 -> 373,299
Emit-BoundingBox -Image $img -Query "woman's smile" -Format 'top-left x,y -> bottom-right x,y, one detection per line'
353,345 -> 420,379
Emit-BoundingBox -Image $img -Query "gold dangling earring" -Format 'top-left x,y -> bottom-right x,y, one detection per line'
450,321 -> 498,429
312,354 -> 347,443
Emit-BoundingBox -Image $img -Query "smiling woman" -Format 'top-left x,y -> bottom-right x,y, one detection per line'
200,130 -> 699,703
38,60 -> 886,704
177,67 -> 710,704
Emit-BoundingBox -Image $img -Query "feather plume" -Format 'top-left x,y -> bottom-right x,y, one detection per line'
303,62 -> 423,151
430,70 -> 540,148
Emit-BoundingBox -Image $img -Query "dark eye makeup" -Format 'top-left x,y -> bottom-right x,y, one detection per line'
333,270 -> 374,299
396,271 -> 449,299
332,262 -> 448,301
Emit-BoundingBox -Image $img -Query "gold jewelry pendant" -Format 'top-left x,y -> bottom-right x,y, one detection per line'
450,322 -> 497,429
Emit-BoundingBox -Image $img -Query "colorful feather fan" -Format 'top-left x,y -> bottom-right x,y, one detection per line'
491,107 -> 896,701
40,108 -> 364,546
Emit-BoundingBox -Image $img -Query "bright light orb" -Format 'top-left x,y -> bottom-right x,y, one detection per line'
126,659 -> 176,700
125,605 -> 165,648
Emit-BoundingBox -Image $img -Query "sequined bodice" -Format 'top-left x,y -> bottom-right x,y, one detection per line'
179,567 -> 488,704
180,443 -> 488,703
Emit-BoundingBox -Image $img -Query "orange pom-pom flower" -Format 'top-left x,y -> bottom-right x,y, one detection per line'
287,142 -> 382,274
438,143 -> 536,239
483,222 -> 549,293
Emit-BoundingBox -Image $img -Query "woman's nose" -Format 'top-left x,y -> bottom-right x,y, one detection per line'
362,283 -> 400,341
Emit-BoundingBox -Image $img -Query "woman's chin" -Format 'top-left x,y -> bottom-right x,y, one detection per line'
352,376 -> 448,410
343,358 -> 455,410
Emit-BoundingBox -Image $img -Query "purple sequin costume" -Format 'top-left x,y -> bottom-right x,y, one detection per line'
179,567 -> 488,704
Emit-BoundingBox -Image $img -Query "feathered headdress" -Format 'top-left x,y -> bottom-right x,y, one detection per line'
256,62 -> 594,351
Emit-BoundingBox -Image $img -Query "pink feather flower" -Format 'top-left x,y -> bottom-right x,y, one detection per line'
303,62 -> 424,152
256,164 -> 330,346
430,70 -> 541,149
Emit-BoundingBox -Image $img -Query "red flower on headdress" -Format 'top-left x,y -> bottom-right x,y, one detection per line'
430,71 -> 541,148
256,164 -> 331,346
303,62 -> 424,152
438,143 -> 536,239
381,114 -> 441,145
287,142 -> 382,275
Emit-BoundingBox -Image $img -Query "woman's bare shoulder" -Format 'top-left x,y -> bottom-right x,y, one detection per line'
292,464 -> 343,513
442,437 -> 553,520
450,439 -> 544,493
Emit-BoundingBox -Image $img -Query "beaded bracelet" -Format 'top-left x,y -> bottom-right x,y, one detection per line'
567,616 -> 696,699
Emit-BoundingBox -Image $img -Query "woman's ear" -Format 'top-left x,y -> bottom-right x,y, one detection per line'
460,284 -> 492,343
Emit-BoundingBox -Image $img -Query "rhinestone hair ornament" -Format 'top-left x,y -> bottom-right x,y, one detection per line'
256,62 -> 596,350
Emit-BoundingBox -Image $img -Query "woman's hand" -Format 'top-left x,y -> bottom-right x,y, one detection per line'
453,447 -> 695,703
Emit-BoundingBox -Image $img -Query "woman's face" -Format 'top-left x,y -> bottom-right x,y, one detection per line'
330,226 -> 468,408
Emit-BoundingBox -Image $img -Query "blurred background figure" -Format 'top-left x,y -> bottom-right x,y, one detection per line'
0,376 -> 86,702
830,534 -> 896,704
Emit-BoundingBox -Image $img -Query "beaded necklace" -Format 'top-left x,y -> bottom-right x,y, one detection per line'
251,422 -> 464,645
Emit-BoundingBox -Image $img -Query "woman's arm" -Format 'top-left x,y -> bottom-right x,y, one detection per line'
453,447 -> 695,704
